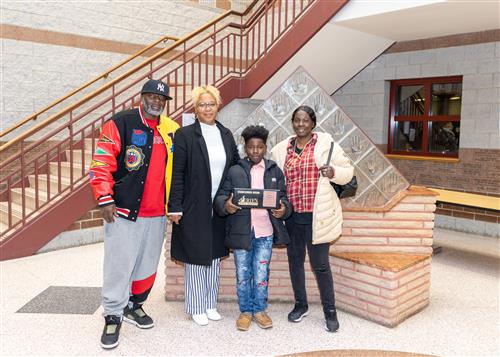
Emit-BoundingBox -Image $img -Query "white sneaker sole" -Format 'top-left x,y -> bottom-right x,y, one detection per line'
191,315 -> 209,326
207,315 -> 222,321
123,316 -> 154,329
100,341 -> 119,349
206,309 -> 222,321
290,311 -> 309,322
192,320 -> 208,326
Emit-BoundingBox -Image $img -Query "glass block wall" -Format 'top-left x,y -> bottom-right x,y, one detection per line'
225,66 -> 410,208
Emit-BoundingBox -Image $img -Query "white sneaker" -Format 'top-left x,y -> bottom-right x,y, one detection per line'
206,308 -> 222,321
192,313 -> 208,326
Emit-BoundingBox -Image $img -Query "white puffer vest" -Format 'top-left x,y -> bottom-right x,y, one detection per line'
271,132 -> 354,244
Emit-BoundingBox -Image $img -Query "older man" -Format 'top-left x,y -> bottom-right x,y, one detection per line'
89,79 -> 179,349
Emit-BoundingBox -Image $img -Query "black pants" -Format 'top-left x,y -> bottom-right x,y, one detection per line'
285,212 -> 335,311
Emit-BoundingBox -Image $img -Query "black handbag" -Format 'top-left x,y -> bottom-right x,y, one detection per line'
325,142 -> 358,199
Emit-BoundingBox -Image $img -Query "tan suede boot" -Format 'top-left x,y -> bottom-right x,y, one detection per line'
236,313 -> 252,331
254,312 -> 273,329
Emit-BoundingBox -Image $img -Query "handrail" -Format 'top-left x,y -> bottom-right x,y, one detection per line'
0,35 -> 179,139
0,0 -> 322,241
0,0 -> 260,151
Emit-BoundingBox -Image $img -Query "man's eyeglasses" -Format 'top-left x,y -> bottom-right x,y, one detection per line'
197,102 -> 217,109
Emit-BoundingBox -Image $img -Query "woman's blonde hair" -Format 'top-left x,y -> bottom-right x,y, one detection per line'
191,86 -> 222,107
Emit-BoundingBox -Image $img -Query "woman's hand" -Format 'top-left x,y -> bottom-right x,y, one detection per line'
168,214 -> 182,225
224,193 -> 241,214
319,165 -> 335,179
271,201 -> 286,218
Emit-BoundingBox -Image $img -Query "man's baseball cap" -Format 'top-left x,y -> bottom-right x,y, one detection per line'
141,79 -> 173,100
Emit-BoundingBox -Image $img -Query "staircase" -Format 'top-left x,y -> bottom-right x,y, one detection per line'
0,0 -> 349,260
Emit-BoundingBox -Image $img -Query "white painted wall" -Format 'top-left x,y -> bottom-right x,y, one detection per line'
251,23 -> 393,100
332,0 -> 445,23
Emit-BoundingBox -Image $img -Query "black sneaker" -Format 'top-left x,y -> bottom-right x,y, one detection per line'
123,305 -> 154,329
324,308 -> 340,332
287,303 -> 309,322
100,315 -> 121,349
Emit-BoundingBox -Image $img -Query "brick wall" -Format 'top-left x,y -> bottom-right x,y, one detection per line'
334,193 -> 436,255
331,255 -> 431,327
65,208 -> 103,232
435,202 -> 499,223
389,148 -> 500,196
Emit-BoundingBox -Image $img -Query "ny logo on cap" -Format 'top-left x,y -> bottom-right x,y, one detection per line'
157,83 -> 165,92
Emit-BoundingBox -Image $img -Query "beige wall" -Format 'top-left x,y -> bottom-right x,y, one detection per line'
333,37 -> 500,149
0,1 -> 224,133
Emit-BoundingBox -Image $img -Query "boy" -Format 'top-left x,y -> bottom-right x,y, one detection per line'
214,125 -> 292,331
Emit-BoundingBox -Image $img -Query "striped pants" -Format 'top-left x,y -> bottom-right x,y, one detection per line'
184,258 -> 221,315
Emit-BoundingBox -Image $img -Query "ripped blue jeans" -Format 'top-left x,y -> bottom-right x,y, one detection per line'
233,234 -> 273,314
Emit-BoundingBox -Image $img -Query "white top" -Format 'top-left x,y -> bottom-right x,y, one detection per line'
200,121 -> 226,200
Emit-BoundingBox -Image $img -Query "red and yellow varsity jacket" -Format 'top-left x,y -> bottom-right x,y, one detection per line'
89,107 -> 179,221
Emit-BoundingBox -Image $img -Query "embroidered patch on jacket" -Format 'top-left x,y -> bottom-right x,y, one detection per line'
94,147 -> 112,156
99,135 -> 114,144
131,129 -> 147,147
124,145 -> 145,171
90,159 -> 108,168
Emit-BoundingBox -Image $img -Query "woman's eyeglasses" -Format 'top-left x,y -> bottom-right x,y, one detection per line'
197,102 -> 217,109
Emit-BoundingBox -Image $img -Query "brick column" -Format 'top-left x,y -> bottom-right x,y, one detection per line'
334,187 -> 436,255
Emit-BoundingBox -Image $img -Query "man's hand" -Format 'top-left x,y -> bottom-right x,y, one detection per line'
169,214 -> 182,225
271,201 -> 286,218
101,204 -> 118,223
224,193 -> 241,214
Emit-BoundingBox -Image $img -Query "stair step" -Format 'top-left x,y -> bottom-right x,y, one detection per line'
10,187 -> 49,210
65,149 -> 93,166
0,221 -> 9,237
84,138 -> 97,151
49,162 -> 86,178
29,174 -> 72,193
0,201 -> 32,227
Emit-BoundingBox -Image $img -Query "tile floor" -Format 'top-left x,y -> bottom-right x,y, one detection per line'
1,228 -> 499,356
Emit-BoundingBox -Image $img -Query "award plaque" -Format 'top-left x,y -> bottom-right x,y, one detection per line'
232,188 -> 280,209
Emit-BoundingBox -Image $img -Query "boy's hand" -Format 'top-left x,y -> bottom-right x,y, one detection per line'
224,193 -> 241,214
271,201 -> 286,218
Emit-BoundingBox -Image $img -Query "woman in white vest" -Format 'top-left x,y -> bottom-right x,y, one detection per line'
271,105 -> 353,332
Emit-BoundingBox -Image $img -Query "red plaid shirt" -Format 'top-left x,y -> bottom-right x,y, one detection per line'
284,134 -> 319,213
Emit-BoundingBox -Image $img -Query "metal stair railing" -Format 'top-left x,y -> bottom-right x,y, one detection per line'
0,0 -> 316,239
